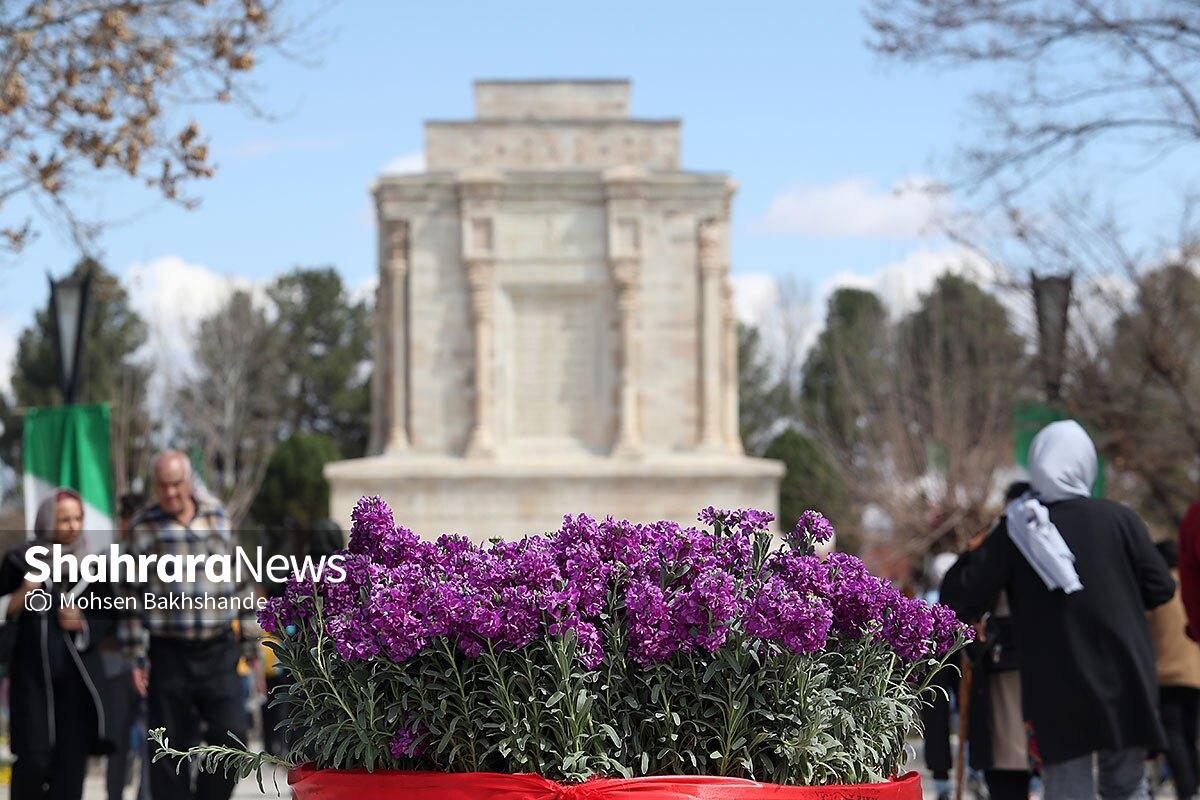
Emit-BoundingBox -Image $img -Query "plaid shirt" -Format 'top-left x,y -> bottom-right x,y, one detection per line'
117,495 -> 260,663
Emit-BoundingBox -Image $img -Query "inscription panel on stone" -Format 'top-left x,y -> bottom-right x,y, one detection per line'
509,288 -> 610,451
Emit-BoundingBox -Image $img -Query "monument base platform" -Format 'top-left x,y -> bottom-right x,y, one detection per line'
325,455 -> 784,541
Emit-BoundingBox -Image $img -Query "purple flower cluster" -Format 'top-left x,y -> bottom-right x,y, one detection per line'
260,499 -> 972,672
743,547 -> 972,661
791,510 -> 836,548
697,507 -> 776,536
387,725 -> 424,760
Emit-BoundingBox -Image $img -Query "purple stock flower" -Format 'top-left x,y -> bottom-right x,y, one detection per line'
931,603 -> 972,656
792,510 -> 836,547
744,576 -> 833,654
823,553 -> 894,637
269,496 -> 963,679
882,594 -> 936,662
697,507 -> 775,536
388,725 -> 424,760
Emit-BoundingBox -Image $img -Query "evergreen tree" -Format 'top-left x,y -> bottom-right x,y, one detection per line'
267,268 -> 371,458
763,427 -> 851,548
249,432 -> 341,530
0,258 -> 149,494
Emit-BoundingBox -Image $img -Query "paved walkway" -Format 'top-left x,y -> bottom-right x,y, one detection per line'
81,762 -> 290,800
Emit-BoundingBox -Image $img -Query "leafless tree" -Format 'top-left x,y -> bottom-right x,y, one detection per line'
866,0 -> 1200,198
990,197 -> 1200,527
172,289 -> 284,525
867,0 -> 1200,528
0,0 -> 321,255
804,277 -> 1029,555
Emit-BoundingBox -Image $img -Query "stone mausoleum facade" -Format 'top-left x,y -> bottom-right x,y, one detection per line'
325,79 -> 782,539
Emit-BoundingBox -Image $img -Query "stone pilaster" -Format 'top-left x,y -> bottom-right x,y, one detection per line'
698,218 -> 725,452
384,222 -> 411,454
368,279 -> 386,455
610,257 -> 642,457
604,167 -> 647,458
721,274 -> 743,455
464,256 -> 496,457
458,172 -> 502,458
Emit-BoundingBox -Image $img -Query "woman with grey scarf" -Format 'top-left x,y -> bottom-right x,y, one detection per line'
0,489 -> 115,800
942,421 -> 1175,800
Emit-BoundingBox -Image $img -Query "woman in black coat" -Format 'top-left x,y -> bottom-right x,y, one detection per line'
941,421 -> 1174,800
1,489 -> 115,800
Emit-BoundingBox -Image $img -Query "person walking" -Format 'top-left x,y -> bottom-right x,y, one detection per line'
0,489 -> 115,800
947,481 -> 1035,800
941,420 -> 1175,800
119,451 -> 260,800
105,492 -> 149,800
1149,539 -> 1200,800
1179,500 -> 1200,642
259,517 -> 343,757
920,552 -> 960,800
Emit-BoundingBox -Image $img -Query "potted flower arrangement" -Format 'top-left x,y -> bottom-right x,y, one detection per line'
151,498 -> 970,798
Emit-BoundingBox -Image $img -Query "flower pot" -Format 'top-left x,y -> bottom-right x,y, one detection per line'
287,764 -> 922,799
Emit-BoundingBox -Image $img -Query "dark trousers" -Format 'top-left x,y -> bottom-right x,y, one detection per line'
262,673 -> 291,758
1161,685 -> 1200,800
11,670 -> 92,800
921,661 -> 955,780
986,769 -> 1032,800
106,666 -> 148,800
147,636 -> 247,800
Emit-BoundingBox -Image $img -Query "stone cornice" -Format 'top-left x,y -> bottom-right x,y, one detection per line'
425,118 -> 680,128
376,172 -> 730,211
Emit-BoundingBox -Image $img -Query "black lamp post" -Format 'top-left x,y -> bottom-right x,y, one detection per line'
1031,271 -> 1074,404
48,266 -> 93,405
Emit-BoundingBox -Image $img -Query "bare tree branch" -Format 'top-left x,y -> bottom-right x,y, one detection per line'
0,0 -> 326,257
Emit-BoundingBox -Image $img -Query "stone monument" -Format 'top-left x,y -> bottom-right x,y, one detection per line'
325,79 -> 783,539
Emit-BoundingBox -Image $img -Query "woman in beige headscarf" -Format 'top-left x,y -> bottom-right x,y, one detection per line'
0,489 -> 115,800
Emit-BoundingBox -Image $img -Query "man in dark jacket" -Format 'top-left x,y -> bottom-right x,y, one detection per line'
942,421 -> 1174,800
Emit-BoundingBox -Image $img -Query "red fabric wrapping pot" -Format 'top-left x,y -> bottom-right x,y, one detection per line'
287,764 -> 921,800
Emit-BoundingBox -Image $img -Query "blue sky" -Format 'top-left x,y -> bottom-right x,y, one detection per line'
0,1 -> 1172,388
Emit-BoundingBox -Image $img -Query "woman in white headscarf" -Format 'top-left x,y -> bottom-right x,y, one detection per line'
0,489 -> 115,800
941,420 -> 1175,800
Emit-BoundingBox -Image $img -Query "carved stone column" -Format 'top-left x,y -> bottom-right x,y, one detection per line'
603,167 -> 648,457
368,279 -> 386,455
698,219 -> 725,452
610,257 -> 642,457
457,171 -> 502,458
384,222 -> 411,454
465,256 -> 496,457
721,274 -> 743,455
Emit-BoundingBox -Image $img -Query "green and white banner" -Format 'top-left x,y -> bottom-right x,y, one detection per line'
22,404 -> 115,548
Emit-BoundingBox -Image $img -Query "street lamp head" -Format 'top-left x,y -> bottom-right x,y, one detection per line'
48,266 -> 93,406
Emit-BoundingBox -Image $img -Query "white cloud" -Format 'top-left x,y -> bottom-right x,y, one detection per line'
122,256 -> 269,414
381,151 -> 425,175
735,246 -> 1006,372
730,273 -> 779,324
352,275 -> 377,307
0,316 -> 16,396
124,256 -> 257,357
753,176 -> 949,239
821,246 -> 996,318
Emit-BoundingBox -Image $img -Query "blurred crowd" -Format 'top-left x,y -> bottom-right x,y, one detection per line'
921,421 -> 1200,800
6,422 -> 1200,800
0,449 -> 341,800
